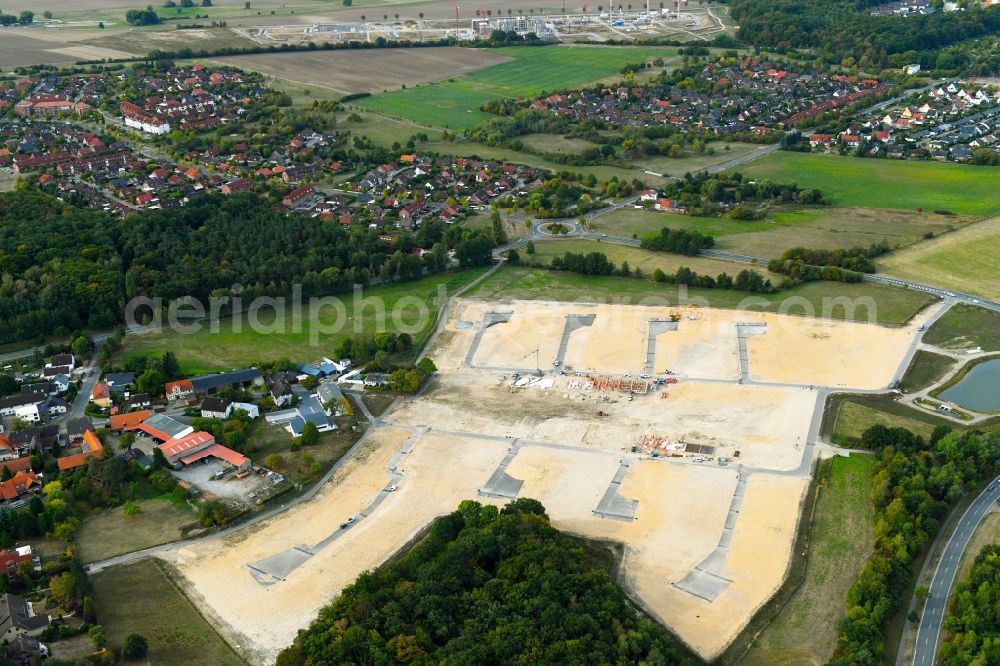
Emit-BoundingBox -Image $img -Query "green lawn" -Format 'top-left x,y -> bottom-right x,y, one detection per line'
746,455 -> 875,666
358,45 -> 676,130
736,153 -> 1000,217
121,270 -> 486,374
899,350 -> 956,392
468,266 -> 934,325
924,304 -> 1000,352
92,559 -> 243,666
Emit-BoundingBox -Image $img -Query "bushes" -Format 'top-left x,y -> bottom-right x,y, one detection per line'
640,227 -> 715,256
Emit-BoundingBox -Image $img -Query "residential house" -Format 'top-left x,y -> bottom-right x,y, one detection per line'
165,379 -> 194,402
103,372 -> 136,390
108,410 -> 151,433
123,393 -> 152,412
270,378 -> 294,407
0,547 -> 38,575
57,430 -> 105,472
200,397 -> 232,419
0,472 -> 40,504
65,417 -> 93,444
0,395 -> 45,419
0,593 -> 49,640
227,402 -> 260,419
90,382 -> 111,408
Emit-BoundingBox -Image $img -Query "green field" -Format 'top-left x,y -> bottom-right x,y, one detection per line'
924,303 -> 1000,352
827,394 -> 947,445
899,350 -> 956,392
737,153 -> 1000,217
878,215 -> 1000,301
92,559 -> 243,666
468,266 -> 935,325
746,455 -> 875,666
527,239 -> 769,279
121,270 -> 486,374
358,45 -> 676,130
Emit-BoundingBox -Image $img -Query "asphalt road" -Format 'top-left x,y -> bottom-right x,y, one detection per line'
912,478 -> 1000,666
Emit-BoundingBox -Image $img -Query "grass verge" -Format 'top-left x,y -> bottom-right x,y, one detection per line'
899,350 -> 956,393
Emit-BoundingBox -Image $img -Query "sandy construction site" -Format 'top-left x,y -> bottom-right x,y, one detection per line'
162,297 -> 930,663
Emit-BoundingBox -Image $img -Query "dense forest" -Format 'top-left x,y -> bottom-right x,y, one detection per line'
278,498 -> 695,666
0,191 -> 492,344
941,543 -> 1000,665
832,425 -> 1000,666
730,0 -> 1000,70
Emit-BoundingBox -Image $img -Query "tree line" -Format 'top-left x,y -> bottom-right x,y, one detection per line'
831,424 -> 1000,665
767,242 -> 889,284
0,191 -> 496,345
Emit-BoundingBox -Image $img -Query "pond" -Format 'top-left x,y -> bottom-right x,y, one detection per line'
939,358 -> 1000,413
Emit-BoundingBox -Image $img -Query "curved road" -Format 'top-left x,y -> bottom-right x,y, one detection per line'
912,479 -> 1000,666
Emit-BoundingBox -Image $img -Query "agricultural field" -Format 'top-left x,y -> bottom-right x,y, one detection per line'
217,47 -> 511,96
358,45 -> 677,130
0,29 -> 132,67
878,215 -> 1000,301
924,303 -> 1000,352
746,455 -> 876,666
526,238 -> 770,279
92,559 -> 243,666
736,152 -> 1000,217
119,270 -> 485,375
468,266 -> 935,325
76,498 -> 198,564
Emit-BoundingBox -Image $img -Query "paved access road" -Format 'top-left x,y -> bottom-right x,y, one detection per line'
912,478 -> 1000,666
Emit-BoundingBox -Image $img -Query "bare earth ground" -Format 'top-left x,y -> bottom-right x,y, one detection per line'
162,297 -> 924,663
217,47 -> 511,95
0,30 -> 133,67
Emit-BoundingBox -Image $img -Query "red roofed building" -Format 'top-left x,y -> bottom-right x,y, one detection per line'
109,410 -> 151,432
0,547 -> 37,574
165,379 -> 194,402
90,382 -> 111,408
0,472 -> 39,502
57,430 -> 105,471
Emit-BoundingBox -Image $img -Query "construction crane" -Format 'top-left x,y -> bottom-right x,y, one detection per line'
516,345 -> 542,376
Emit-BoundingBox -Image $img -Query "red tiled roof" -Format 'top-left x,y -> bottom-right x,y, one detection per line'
0,471 -> 38,501
179,443 -> 248,468
109,410 -> 151,431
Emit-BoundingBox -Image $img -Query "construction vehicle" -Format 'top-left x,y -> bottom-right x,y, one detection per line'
669,310 -> 682,322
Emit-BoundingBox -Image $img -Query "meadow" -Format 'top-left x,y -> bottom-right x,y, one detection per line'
736,152 -> 1000,217
358,44 -> 676,130
878,215 -> 1000,301
589,206 -> 963,258
92,560 -> 243,666
923,303 -> 1000,351
120,270 -> 485,374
